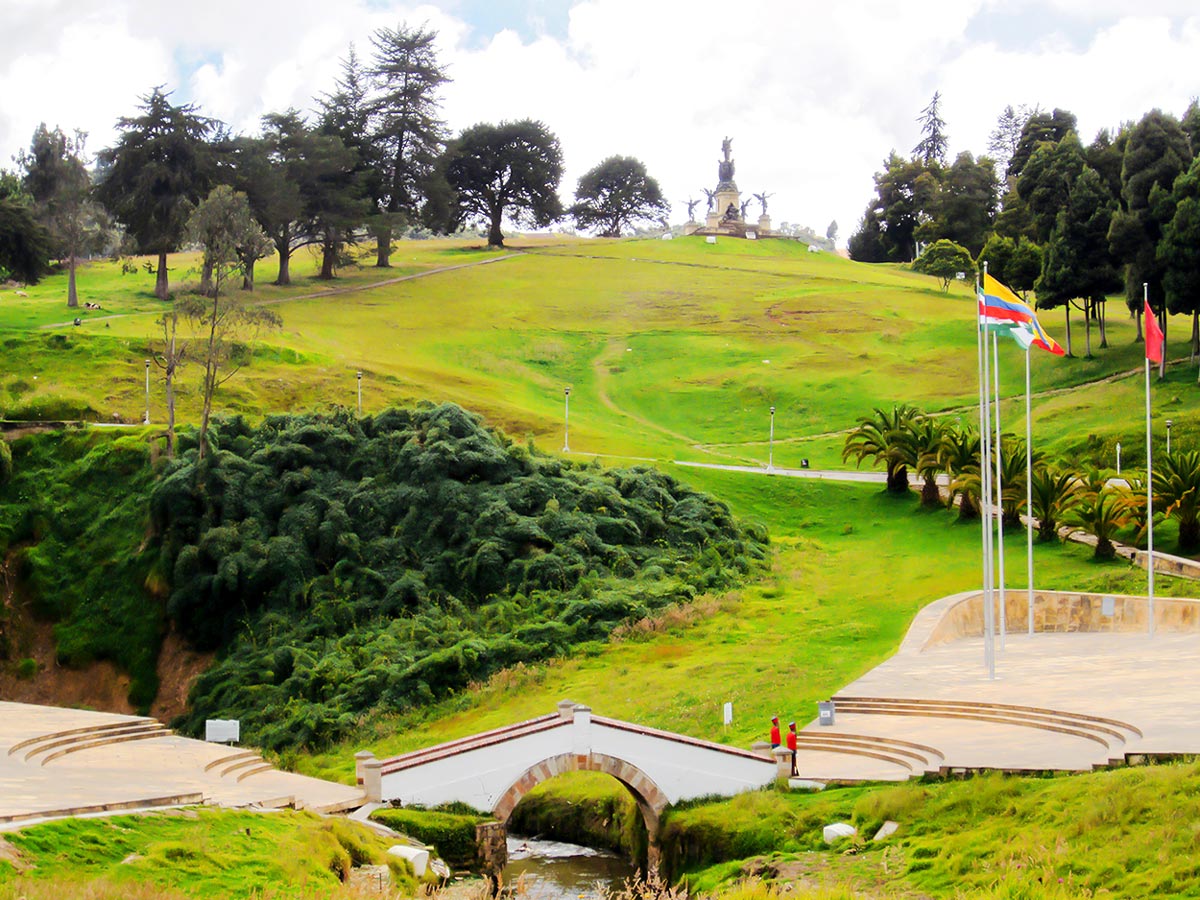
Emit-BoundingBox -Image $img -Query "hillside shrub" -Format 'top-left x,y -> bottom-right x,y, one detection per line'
0,438 -> 11,485
154,403 -> 767,749
369,808 -> 489,869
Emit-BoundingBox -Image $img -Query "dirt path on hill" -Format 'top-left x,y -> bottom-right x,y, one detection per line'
40,251 -> 523,330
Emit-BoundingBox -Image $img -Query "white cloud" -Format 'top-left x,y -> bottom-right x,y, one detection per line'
1,1 -> 1198,245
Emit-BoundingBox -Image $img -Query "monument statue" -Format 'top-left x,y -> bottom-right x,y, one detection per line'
718,136 -> 735,184
702,188 -> 716,210
721,202 -> 739,223
739,199 -> 751,219
685,197 -> 700,220
754,191 -> 773,216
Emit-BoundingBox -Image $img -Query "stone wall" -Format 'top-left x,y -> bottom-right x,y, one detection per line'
924,590 -> 1200,648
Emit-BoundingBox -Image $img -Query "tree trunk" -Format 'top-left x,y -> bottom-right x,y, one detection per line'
1098,299 -> 1107,349
200,258 -> 214,296
66,255 -> 78,308
375,223 -> 392,267
1083,300 -> 1092,358
275,245 -> 291,286
488,208 -> 504,248
1192,310 -> 1198,362
956,495 -> 978,522
242,256 -> 256,292
1135,306 -> 1143,342
1038,516 -> 1057,542
197,289 -> 220,463
320,239 -> 337,279
921,477 -> 940,508
886,463 -> 909,495
1064,304 -> 1073,357
155,251 -> 169,300
1094,538 -> 1115,560
1181,518 -> 1200,553
1160,308 -> 1168,380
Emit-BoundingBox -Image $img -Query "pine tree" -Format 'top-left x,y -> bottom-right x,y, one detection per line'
913,92 -> 949,166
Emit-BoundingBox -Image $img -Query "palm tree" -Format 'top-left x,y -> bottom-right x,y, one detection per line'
937,425 -> 981,521
1068,486 -> 1132,560
997,439 -> 1038,529
842,405 -> 920,495
1029,465 -> 1083,542
1153,449 -> 1200,552
911,416 -> 949,508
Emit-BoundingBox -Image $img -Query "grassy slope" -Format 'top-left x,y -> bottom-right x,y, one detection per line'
0,809 -> 415,898
4,235 -> 1199,898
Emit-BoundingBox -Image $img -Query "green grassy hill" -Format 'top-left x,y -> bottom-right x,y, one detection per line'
2,235 -> 1197,898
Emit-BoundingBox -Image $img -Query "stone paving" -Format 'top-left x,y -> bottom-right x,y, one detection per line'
794,590 -> 1200,782
0,702 -> 363,826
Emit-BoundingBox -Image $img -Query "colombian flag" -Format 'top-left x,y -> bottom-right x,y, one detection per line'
978,273 -> 1065,356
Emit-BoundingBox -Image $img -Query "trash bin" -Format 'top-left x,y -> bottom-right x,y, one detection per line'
800,458 -> 810,469
817,701 -> 835,726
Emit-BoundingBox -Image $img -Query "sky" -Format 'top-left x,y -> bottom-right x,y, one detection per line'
1,0 -> 1198,246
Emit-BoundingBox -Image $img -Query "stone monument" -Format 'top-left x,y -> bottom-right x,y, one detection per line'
706,137 -> 743,231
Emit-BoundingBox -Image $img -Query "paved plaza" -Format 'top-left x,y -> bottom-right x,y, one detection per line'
0,702 -> 363,827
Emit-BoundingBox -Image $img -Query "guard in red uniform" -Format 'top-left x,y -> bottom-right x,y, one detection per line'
769,716 -> 781,748
786,721 -> 798,776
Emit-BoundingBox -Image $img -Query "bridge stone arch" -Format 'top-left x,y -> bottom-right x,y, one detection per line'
492,751 -> 669,870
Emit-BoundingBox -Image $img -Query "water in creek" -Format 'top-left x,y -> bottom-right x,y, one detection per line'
502,835 -> 637,900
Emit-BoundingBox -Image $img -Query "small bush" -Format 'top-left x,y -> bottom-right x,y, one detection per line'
0,438 -> 11,485
16,657 -> 37,680
369,808 -> 488,869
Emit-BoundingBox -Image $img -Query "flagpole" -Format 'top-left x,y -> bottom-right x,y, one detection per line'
993,332 -> 1006,650
1025,347 -> 1035,636
979,266 -> 995,679
1145,282 -> 1155,637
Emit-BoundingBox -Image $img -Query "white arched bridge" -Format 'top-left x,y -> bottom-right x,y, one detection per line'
355,701 -> 786,869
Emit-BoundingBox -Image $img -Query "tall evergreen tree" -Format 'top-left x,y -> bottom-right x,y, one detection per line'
913,92 -> 948,166
1158,155 -> 1200,367
94,88 -> 217,299
1108,109 -> 1192,367
918,151 -> 997,255
0,175 -> 50,284
1036,166 -> 1122,357
1017,131 -> 1085,243
1008,108 -> 1077,182
316,48 -> 374,276
988,104 -> 1037,186
367,23 -> 450,266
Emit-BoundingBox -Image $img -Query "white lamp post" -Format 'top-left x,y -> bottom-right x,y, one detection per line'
563,388 -> 571,453
1116,441 -> 1122,476
356,371 -> 363,416
143,359 -> 151,425
768,406 -> 776,470
1167,419 -> 1173,455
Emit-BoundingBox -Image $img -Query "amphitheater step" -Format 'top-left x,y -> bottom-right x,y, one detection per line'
33,726 -> 173,765
0,792 -> 205,825
9,718 -> 159,758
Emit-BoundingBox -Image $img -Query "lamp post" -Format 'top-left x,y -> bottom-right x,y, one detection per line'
768,406 -> 776,470
1116,441 -> 1122,476
143,359 -> 151,425
562,388 -> 571,453
356,371 -> 363,416
1166,419 -> 1173,455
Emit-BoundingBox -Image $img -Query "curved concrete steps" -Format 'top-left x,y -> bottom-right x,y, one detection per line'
794,732 -> 945,776
830,696 -> 1141,767
13,722 -> 172,766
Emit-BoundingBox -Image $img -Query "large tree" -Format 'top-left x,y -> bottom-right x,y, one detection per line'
569,155 -> 669,237
1108,109 -> 1192,370
0,175 -> 50,284
1036,166 -> 1122,357
1158,155 -> 1200,368
1017,131 -> 1085,243
1008,108 -> 1077,182
988,104 -> 1038,186
366,23 -> 450,266
917,151 -> 998,255
94,88 -> 216,299
850,152 -> 934,263
18,125 -> 113,307
442,119 -> 563,248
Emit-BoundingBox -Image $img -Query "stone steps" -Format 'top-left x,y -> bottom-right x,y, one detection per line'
13,722 -> 172,766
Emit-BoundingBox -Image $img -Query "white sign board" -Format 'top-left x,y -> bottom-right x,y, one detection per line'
706,235 -> 717,244
205,719 -> 240,743
723,702 -> 733,726
746,231 -> 757,240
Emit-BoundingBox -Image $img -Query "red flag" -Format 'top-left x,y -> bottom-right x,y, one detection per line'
1145,300 -> 1164,364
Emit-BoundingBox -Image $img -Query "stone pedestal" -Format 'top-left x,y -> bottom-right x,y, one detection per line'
684,221 -> 699,236
758,215 -> 771,233
715,187 -> 741,225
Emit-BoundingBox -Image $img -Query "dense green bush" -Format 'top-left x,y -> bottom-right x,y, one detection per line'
369,808 -> 489,869
155,403 -> 767,749
0,438 -> 11,485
